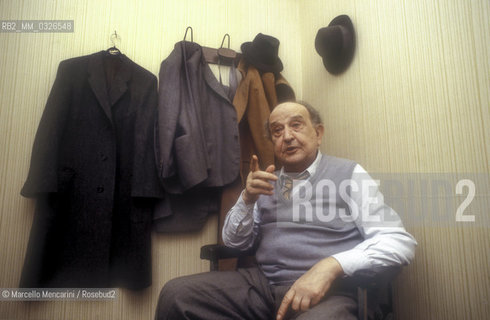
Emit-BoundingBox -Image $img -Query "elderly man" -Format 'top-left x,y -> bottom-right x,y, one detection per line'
156,101 -> 416,320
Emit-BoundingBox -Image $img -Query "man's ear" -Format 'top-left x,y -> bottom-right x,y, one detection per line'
315,124 -> 325,146
315,124 -> 325,137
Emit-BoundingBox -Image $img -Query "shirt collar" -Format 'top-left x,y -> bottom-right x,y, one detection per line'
279,151 -> 323,179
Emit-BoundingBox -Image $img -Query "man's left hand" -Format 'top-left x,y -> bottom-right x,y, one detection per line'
276,257 -> 344,320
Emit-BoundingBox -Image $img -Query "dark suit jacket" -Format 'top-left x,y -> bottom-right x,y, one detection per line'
154,41 -> 240,232
20,51 -> 163,289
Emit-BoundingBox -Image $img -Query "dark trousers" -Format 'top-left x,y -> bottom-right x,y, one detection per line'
155,267 -> 358,320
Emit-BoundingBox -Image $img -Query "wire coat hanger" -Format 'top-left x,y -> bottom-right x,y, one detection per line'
107,30 -> 121,55
183,26 -> 193,42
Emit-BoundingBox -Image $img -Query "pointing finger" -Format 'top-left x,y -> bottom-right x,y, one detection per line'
250,155 -> 259,172
276,289 -> 295,320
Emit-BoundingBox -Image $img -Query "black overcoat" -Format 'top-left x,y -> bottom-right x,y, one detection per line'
20,51 -> 163,289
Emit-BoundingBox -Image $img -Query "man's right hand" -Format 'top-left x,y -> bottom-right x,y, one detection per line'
242,155 -> 277,205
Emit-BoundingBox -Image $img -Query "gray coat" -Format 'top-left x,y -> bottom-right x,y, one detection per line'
20,51 -> 163,289
154,41 -> 240,232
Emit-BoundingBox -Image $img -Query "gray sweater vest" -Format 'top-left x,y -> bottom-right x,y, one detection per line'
255,155 -> 362,285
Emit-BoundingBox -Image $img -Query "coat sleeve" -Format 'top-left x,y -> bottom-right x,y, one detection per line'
21,60 -> 72,197
155,56 -> 180,182
155,44 -> 209,193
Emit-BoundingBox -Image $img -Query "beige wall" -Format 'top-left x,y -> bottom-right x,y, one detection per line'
0,0 -> 489,319
300,0 -> 489,319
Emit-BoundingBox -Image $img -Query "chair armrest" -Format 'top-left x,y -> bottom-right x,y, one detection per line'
349,266 -> 402,289
352,266 -> 401,320
200,244 -> 255,271
200,244 -> 248,260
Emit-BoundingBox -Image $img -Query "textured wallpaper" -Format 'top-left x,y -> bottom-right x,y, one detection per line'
300,0 -> 489,319
1,0 -> 489,319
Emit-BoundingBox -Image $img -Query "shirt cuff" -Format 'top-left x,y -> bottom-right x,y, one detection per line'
229,192 -> 255,232
331,249 -> 372,277
237,190 -> 256,211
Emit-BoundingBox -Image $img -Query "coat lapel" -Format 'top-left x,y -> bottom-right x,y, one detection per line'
203,65 -> 233,103
198,45 -> 237,105
88,52 -> 112,122
88,52 -> 132,123
108,56 -> 131,106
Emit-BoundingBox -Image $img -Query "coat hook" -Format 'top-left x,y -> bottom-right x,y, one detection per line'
184,26 -> 193,42
217,33 -> 236,61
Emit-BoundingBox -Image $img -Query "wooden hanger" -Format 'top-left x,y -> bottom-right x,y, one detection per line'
202,33 -> 241,66
183,27 -> 241,66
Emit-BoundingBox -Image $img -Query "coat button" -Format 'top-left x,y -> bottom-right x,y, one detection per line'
96,186 -> 104,193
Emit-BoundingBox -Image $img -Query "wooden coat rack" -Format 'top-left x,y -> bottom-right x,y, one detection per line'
183,27 -> 242,66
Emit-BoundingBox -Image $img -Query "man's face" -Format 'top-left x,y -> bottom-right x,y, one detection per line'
269,102 -> 324,173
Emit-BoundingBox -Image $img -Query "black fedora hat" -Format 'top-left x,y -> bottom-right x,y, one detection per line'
315,15 -> 356,75
241,33 -> 284,73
